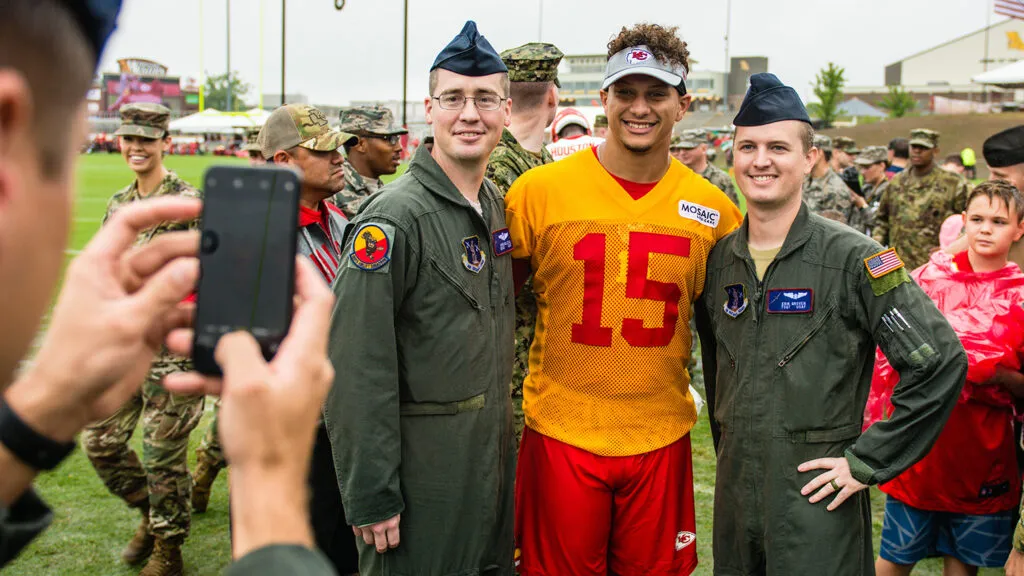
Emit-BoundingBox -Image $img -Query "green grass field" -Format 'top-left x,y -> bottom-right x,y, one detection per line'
5,154 -> 996,575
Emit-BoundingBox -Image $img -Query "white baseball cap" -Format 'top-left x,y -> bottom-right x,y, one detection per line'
602,45 -> 687,93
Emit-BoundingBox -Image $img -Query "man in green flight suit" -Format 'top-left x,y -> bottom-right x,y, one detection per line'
486,41 -> 561,442
695,73 -> 967,576
873,129 -> 970,270
324,20 -> 516,575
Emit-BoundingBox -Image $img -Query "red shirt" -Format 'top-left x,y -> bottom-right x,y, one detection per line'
590,147 -> 657,200
881,250 -> 1021,514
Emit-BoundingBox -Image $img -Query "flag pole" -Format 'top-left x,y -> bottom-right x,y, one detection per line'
984,0 -> 993,104
199,0 -> 205,111
259,0 -> 264,110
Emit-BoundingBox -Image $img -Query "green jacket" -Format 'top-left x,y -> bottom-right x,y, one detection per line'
324,145 -> 516,575
696,203 -> 967,575
485,128 -> 552,196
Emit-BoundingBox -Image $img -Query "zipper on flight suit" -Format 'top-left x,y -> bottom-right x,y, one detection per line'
777,302 -> 837,367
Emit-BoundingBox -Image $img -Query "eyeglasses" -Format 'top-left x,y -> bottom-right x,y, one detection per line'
432,93 -> 506,111
364,134 -> 402,146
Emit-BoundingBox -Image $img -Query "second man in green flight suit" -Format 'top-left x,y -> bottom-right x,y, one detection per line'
696,73 -> 967,576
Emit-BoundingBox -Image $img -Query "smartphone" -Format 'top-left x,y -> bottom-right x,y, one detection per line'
192,165 -> 300,376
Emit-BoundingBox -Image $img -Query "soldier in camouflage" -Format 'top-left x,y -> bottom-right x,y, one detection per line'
804,134 -> 853,223
848,146 -> 889,236
243,129 -> 264,165
593,114 -> 609,139
485,41 -> 561,442
670,129 -> 740,206
873,129 -> 970,270
81,103 -> 204,576
329,105 -> 406,219
190,397 -> 224,514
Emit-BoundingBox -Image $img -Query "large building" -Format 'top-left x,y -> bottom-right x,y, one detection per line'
845,18 -> 1023,108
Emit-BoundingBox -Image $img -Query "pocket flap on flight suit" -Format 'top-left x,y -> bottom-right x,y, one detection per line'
399,392 -> 487,416
778,422 -> 861,443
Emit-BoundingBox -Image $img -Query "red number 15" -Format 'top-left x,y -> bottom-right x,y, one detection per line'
571,232 -> 690,348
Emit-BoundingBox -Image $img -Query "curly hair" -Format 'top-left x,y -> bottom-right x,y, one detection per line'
969,179 -> 1024,222
607,23 -> 690,75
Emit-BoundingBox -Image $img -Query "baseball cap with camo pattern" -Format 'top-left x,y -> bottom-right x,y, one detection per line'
909,128 -> 939,149
855,146 -> 888,166
115,103 -> 170,139
593,114 -> 608,128
832,136 -> 857,154
813,134 -> 833,152
338,106 -> 408,137
501,42 -> 563,87
257,104 -> 354,159
672,129 -> 705,150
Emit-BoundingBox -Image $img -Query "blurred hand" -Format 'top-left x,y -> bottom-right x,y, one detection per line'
5,197 -> 201,442
164,257 -> 335,558
1007,548 -> 1024,576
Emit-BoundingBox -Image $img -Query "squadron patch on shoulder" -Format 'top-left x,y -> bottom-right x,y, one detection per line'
348,223 -> 394,272
864,247 -> 910,296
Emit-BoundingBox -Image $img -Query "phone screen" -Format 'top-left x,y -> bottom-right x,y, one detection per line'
193,166 -> 299,375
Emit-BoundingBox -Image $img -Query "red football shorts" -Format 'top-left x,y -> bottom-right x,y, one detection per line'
515,428 -> 697,576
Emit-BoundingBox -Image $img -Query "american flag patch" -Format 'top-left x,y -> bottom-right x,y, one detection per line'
864,248 -> 904,279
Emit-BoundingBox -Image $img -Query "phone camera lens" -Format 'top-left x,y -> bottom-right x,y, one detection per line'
200,230 -> 219,254
233,178 -> 243,189
284,182 -> 295,192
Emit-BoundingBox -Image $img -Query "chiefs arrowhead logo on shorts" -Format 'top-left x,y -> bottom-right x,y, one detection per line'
675,531 -> 696,551
627,48 -> 653,64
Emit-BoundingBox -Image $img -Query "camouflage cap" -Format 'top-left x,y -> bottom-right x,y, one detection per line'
501,42 -> 563,86
855,145 -> 888,166
257,104 -> 355,159
114,103 -> 170,139
594,114 -> 608,127
909,128 -> 939,149
243,130 -> 261,153
832,136 -> 856,153
338,106 -> 408,137
672,129 -> 705,149
812,134 -> 833,152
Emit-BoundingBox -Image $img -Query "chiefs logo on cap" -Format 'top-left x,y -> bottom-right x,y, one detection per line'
627,49 -> 652,64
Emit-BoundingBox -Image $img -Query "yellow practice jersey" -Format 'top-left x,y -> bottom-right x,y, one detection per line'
505,148 -> 742,456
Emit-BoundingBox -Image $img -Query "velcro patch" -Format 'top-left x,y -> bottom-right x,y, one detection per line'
868,267 -> 911,296
347,222 -> 395,273
678,200 -> 720,228
492,228 -> 513,256
864,247 -> 905,279
766,289 -> 813,314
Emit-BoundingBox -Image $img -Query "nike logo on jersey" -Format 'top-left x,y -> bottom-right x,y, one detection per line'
677,200 -> 720,228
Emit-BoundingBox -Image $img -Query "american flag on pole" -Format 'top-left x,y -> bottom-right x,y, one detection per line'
864,248 -> 905,279
996,0 -> 1024,20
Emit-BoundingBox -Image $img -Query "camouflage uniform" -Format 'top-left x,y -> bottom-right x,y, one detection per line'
486,42 -> 561,442
82,105 -> 204,560
803,169 -> 853,224
672,129 -> 740,206
329,105 -> 404,219
848,146 -> 889,236
872,129 -> 971,270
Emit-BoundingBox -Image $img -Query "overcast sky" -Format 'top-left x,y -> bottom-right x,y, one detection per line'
99,0 -> 999,107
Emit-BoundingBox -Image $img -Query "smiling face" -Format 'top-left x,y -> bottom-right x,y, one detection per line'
425,69 -> 510,167
119,134 -> 170,175
964,193 -> 1023,261
600,74 -> 690,155
734,121 -> 816,211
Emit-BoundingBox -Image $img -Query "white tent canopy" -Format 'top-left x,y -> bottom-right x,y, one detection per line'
972,60 -> 1024,88
168,108 -> 271,134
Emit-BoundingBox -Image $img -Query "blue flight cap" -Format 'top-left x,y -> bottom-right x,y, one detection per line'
430,21 -> 508,77
733,73 -> 811,127
60,0 -> 123,68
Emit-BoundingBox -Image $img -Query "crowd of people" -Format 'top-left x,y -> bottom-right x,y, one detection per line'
5,2 -> 1024,576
